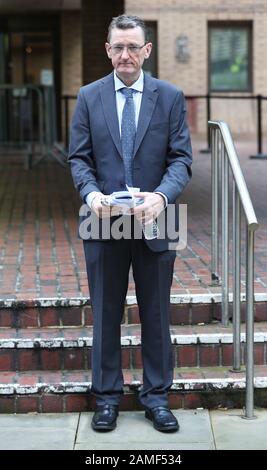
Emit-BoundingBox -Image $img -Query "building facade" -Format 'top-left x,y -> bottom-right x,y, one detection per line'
1,0 -> 267,138
125,0 -> 267,135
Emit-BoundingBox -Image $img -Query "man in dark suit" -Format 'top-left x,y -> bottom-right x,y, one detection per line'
69,14 -> 192,433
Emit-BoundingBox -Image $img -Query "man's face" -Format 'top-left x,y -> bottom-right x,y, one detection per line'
105,26 -> 152,84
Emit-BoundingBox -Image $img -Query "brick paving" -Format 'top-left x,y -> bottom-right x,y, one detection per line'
0,136 -> 266,301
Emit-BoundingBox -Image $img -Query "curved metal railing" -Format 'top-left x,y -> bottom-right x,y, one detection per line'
209,120 -> 259,419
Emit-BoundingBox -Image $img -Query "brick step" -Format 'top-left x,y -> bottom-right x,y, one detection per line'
1,323 -> 267,371
1,296 -> 267,328
1,366 -> 267,413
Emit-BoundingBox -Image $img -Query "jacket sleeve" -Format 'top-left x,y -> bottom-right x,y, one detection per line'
154,90 -> 192,203
68,88 -> 102,201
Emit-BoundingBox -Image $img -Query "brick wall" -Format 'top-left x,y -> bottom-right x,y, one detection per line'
81,0 -> 124,84
60,1 -> 267,135
61,11 -> 82,144
61,11 -> 82,96
125,0 -> 267,134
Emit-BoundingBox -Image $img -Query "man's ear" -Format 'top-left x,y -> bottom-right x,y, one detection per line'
144,42 -> 152,60
105,42 -> 112,59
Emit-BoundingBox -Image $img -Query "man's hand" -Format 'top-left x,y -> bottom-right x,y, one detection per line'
132,192 -> 165,225
91,194 -> 122,218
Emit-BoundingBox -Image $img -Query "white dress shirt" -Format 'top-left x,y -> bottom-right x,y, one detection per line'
114,70 -> 143,133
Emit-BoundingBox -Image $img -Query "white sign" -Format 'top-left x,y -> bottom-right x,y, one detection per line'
40,69 -> 54,86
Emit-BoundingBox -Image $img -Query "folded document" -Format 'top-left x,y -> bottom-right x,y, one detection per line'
101,191 -> 142,210
101,191 -> 159,240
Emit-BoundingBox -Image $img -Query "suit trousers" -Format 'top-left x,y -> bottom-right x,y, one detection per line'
83,237 -> 176,409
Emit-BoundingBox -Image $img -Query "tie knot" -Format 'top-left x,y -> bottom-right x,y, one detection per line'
120,87 -> 135,99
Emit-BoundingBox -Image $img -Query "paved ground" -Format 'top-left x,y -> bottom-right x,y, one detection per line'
0,140 -> 266,451
0,136 -> 266,300
0,408 -> 267,450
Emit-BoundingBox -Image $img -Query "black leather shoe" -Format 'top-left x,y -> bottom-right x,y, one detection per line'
145,406 -> 179,432
91,404 -> 119,431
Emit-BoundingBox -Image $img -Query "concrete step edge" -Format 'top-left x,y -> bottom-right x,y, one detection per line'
1,330 -> 267,348
1,292 -> 267,308
1,375 -> 267,395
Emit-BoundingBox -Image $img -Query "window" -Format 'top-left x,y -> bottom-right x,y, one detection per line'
209,22 -> 252,92
143,21 -> 158,78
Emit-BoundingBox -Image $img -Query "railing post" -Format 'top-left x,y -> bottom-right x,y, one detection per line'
221,143 -> 229,326
257,94 -> 262,155
29,88 -> 33,146
211,128 -> 219,284
64,96 -> 69,151
206,93 -> 211,150
232,182 -> 241,370
38,87 -> 45,158
250,94 -> 267,158
200,94 -> 211,153
244,227 -> 255,419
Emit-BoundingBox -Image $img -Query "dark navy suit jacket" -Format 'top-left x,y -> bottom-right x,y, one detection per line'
68,71 -> 192,251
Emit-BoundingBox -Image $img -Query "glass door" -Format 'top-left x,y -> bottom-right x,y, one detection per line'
10,31 -> 53,85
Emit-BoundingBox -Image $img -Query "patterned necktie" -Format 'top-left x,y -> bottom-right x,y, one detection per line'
120,87 -> 136,187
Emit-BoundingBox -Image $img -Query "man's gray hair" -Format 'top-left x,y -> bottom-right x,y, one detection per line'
107,14 -> 147,42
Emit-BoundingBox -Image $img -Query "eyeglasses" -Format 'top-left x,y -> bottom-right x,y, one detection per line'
109,43 -> 146,55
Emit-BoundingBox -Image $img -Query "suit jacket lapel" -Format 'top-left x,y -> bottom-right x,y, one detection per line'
100,73 -> 122,158
100,72 -> 158,160
133,74 -> 158,158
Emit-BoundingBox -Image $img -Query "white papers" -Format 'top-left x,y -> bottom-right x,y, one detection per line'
101,191 -> 142,211
101,190 -> 160,240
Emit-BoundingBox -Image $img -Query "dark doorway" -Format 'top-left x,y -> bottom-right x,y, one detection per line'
10,32 -> 54,85
0,14 -> 61,139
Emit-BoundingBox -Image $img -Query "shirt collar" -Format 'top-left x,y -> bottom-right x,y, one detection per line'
114,70 -> 144,93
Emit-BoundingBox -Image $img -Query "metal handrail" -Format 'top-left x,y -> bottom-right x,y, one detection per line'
208,120 -> 259,419
0,84 -> 67,167
0,84 -> 45,167
186,94 -> 267,156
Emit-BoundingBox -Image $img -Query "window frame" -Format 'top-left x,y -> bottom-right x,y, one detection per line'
143,21 -> 158,78
208,21 -> 253,93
